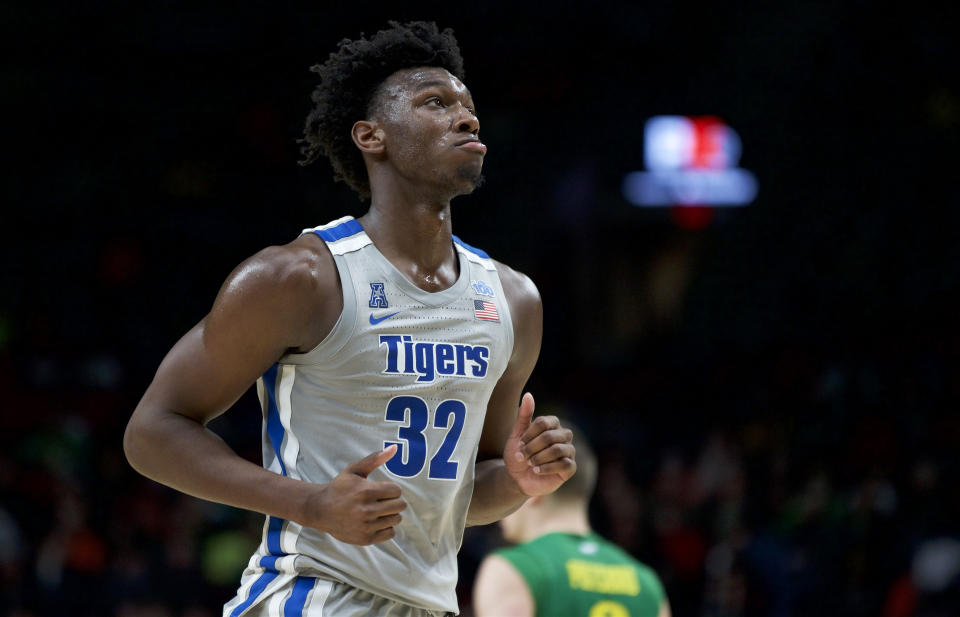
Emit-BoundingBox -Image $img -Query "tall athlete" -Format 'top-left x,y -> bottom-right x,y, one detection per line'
123,21 -> 576,617
474,423 -> 669,617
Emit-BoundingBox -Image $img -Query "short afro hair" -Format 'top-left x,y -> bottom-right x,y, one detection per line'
299,21 -> 466,199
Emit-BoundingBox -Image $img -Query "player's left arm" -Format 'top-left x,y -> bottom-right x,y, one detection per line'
466,263 -> 576,526
659,599 -> 673,617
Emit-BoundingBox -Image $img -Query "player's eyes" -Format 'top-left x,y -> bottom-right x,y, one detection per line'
425,96 -> 475,116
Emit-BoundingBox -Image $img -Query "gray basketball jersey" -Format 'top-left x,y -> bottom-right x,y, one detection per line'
228,216 -> 514,615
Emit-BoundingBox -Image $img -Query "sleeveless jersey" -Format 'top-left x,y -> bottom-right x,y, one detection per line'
232,216 -> 514,615
495,532 -> 666,617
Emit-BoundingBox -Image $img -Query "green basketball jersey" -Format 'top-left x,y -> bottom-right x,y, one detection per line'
495,532 -> 665,617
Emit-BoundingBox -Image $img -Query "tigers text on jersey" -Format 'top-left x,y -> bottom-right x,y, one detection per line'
224,217 -> 514,616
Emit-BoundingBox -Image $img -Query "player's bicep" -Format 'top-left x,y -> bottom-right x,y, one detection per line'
473,555 -> 535,617
139,315 -> 287,426
135,247 -> 327,426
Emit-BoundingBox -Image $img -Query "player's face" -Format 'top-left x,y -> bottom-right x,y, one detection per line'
373,67 -> 485,196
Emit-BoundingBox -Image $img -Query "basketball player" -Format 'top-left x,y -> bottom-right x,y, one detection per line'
474,423 -> 669,617
122,21 -> 576,617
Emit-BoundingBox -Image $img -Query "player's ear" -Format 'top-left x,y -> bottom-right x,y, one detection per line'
352,120 -> 385,155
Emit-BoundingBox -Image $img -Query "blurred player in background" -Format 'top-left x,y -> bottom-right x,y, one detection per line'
124,21 -> 576,617
474,422 -> 669,617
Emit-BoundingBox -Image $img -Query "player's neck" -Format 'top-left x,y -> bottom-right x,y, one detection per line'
359,198 -> 459,292
524,506 -> 591,542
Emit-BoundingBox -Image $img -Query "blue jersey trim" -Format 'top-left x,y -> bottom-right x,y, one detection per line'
262,365 -> 289,557
266,515 -> 285,555
229,571 -> 278,617
452,235 -> 490,259
313,219 -> 364,243
263,364 -> 288,477
259,554 -> 281,572
284,576 -> 315,616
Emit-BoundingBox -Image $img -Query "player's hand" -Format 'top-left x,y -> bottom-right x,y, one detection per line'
305,445 -> 407,545
503,393 -> 576,497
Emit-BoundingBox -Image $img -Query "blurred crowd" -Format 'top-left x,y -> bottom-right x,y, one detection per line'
4,5 -> 957,616
3,316 -> 957,617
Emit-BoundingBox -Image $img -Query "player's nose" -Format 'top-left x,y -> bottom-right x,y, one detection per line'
454,104 -> 479,135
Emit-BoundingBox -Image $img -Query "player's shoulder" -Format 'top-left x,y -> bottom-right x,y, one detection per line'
493,541 -> 546,574
593,533 -> 640,560
474,552 -> 536,617
450,233 -> 537,300
219,233 -> 337,305
593,535 -> 663,584
491,538 -> 558,590
493,260 -> 540,309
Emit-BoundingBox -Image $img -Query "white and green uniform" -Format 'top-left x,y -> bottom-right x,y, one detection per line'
224,217 -> 514,617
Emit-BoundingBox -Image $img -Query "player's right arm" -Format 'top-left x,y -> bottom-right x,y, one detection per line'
123,234 -> 406,545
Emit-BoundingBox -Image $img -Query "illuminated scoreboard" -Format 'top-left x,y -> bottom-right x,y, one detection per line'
622,116 -> 758,212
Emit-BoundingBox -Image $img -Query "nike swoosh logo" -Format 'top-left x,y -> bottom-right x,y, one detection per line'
369,311 -> 400,325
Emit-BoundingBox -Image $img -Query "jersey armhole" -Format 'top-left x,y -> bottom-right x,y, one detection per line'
495,547 -> 546,605
280,252 -> 356,365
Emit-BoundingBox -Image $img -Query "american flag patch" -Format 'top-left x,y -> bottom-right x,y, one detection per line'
473,299 -> 500,322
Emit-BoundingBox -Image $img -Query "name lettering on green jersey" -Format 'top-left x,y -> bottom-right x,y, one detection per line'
565,560 -> 641,596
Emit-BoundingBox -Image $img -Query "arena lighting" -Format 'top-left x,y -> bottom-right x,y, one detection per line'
622,116 -> 758,207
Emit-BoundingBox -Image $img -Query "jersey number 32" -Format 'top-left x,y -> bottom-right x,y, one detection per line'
382,396 -> 466,480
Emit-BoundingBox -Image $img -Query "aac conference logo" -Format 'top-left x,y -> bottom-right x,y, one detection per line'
622,116 -> 758,208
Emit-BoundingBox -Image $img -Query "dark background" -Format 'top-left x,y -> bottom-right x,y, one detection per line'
3,2 -> 959,616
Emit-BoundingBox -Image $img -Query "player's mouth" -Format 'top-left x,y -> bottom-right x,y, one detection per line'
455,138 -> 487,155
